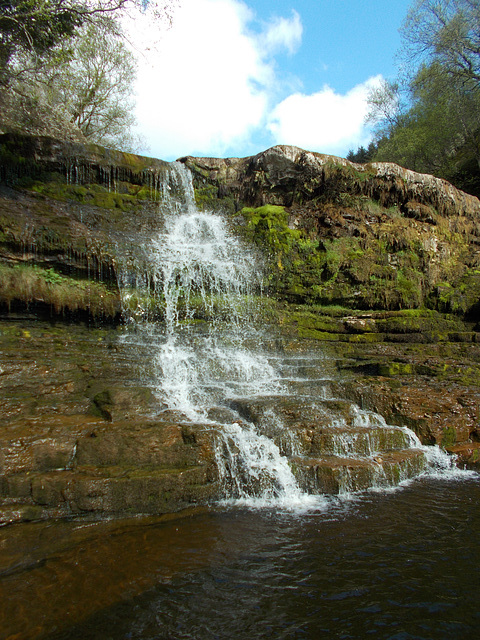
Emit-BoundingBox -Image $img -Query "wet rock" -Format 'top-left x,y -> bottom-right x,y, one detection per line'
0,322 -> 220,523
293,449 -> 427,495
91,386 -> 156,421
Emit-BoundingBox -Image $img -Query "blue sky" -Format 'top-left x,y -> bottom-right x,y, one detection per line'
131,0 -> 412,160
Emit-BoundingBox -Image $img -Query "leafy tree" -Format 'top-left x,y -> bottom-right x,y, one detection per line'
0,1 -> 176,149
0,1 -> 80,84
44,19 -> 140,149
1,1 -> 176,84
401,0 -> 480,86
364,0 -> 480,194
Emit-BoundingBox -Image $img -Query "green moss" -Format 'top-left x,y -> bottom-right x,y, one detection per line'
435,269 -> 480,315
297,327 -> 342,341
239,205 -> 301,256
347,332 -> 385,343
23,179 -> 157,211
0,264 -> 120,317
442,426 -> 457,448
195,185 -> 217,208
379,362 -> 414,376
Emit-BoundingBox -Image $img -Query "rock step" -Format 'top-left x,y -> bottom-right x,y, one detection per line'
282,379 -> 333,397
0,418 -> 214,475
291,449 -> 427,495
448,441 -> 480,468
0,465 -> 220,523
231,396 -> 390,431
279,424 -> 416,458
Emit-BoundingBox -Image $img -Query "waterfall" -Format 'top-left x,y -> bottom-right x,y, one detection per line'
118,162 -> 461,510
121,162 -> 319,508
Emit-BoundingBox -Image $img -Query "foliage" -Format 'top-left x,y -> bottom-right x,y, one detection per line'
43,20 -> 140,149
346,142 -> 378,164
350,0 -> 480,196
0,0 -> 80,84
400,0 -> 480,86
0,1 -> 176,149
372,61 -> 480,181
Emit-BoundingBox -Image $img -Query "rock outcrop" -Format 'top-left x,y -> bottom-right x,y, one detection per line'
182,145 -> 480,315
182,144 -> 480,217
1,135 -> 480,525
0,322 -> 219,525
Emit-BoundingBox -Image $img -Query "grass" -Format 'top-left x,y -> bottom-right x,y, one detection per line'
0,264 -> 120,317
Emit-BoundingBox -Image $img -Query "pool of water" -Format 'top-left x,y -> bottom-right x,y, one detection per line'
1,475 -> 479,640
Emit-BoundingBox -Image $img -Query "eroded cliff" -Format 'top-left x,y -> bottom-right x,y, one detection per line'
1,135 -> 479,525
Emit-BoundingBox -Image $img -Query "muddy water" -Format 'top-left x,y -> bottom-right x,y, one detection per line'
1,476 -> 479,640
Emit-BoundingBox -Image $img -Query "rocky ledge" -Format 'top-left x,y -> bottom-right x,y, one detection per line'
1,136 -> 479,524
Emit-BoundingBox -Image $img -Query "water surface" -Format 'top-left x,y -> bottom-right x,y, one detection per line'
1,476 -> 479,640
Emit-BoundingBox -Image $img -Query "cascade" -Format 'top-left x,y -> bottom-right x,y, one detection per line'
120,162 -> 458,509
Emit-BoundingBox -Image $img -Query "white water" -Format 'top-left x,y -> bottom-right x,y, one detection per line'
121,162 -> 467,510
137,163 -> 318,508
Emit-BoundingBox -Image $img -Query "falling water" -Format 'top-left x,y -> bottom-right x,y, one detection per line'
121,162 -> 321,508
119,162 -> 462,509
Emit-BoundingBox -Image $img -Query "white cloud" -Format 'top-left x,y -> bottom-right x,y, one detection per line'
267,75 -> 383,156
127,2 -> 382,160
130,0 -> 302,159
260,10 -> 303,55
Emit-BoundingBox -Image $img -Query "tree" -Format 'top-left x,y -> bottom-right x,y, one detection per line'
0,1 -> 80,85
346,142 -> 378,164
401,0 -> 480,87
0,1 -> 176,149
44,19 -> 140,149
371,61 -> 480,178
0,1 -> 176,86
362,0 -> 480,194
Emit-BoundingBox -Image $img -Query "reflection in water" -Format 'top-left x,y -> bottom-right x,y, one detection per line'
1,477 -> 480,640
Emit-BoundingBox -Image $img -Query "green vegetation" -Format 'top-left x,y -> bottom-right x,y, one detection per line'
441,426 -> 457,449
25,178 -> 158,211
235,200 -> 471,312
266,303 -> 475,344
0,264 -> 120,317
0,2 -> 175,150
353,0 -> 480,197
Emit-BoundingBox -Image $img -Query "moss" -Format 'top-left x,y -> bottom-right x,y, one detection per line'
195,185 -> 218,208
442,426 -> 457,448
297,327 -> 343,341
239,205 -> 301,254
379,362 -> 414,376
435,269 -> 480,316
24,179 -> 157,211
289,311 -> 345,333
347,332 -> 385,343
0,264 -> 120,317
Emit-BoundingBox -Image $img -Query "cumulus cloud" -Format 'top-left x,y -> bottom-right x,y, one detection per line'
128,2 -> 381,160
267,76 -> 383,156
131,0 -> 302,159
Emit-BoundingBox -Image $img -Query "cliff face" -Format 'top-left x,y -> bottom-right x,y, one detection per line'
0,134 -> 171,319
182,145 -> 480,316
1,136 -> 480,527
2,135 -> 480,318
181,144 -> 480,216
